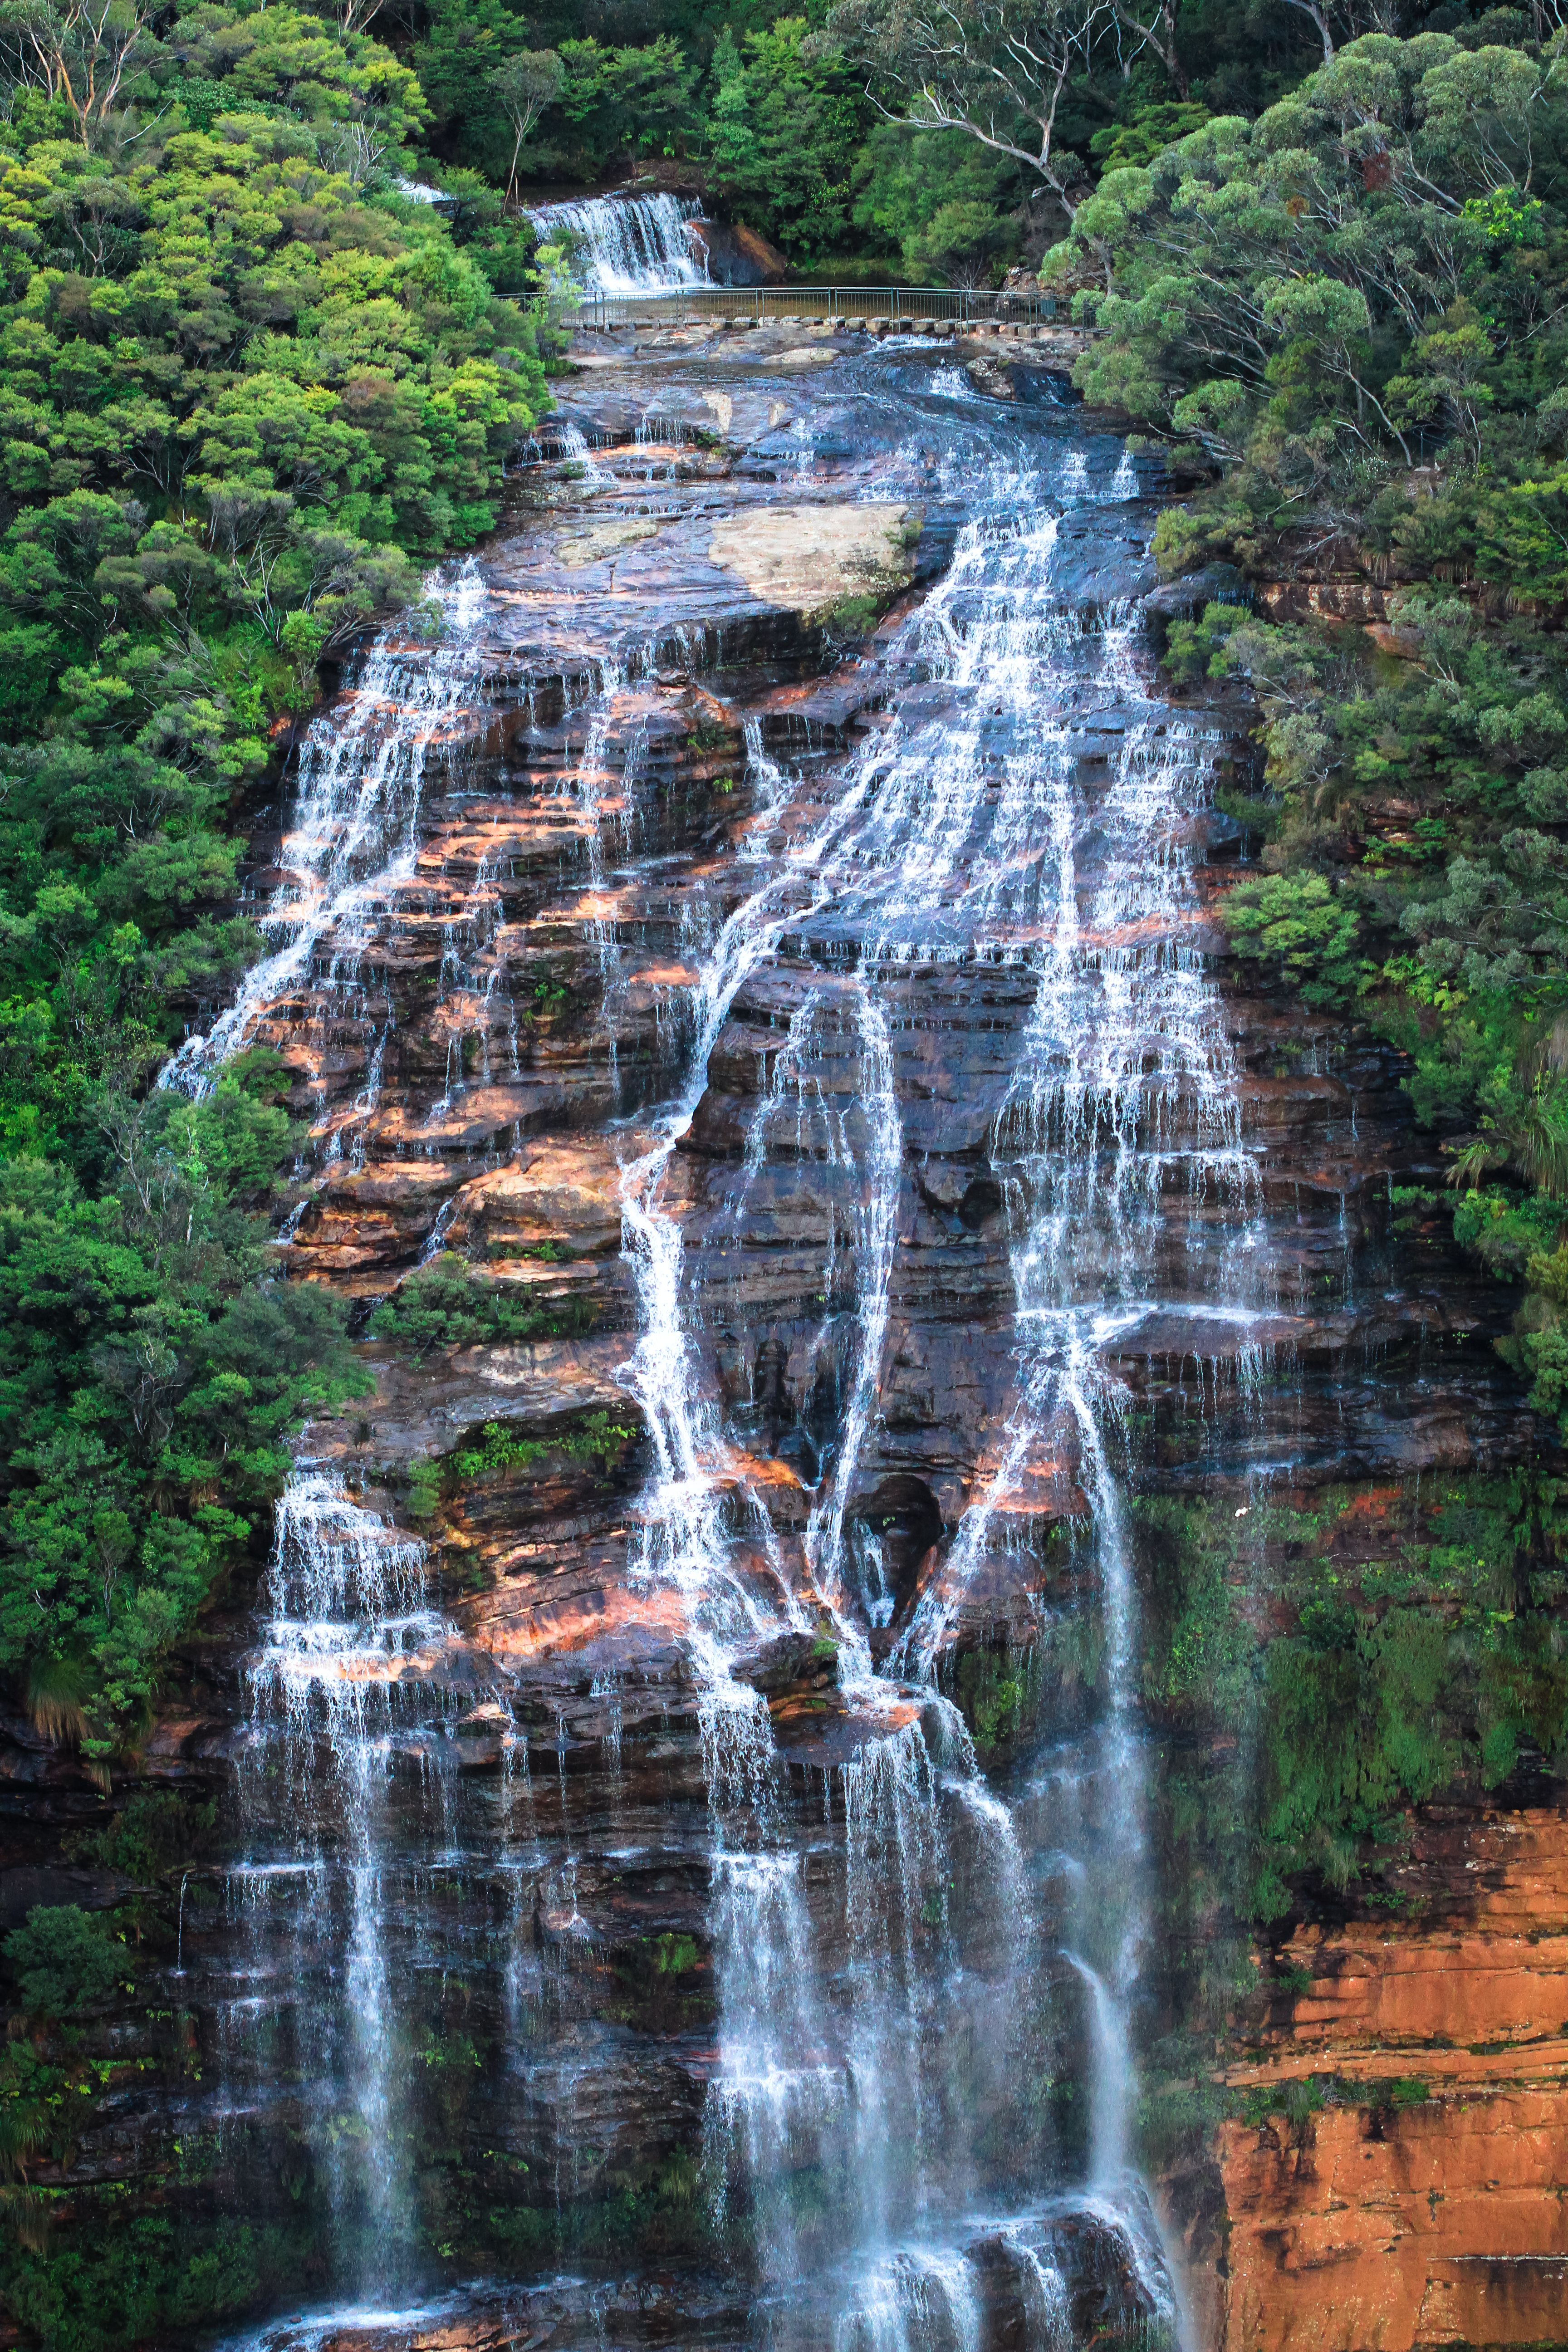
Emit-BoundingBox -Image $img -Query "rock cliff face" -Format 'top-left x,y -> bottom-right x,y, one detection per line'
2,318 -> 1561,2352
1206,1801 -> 1568,2352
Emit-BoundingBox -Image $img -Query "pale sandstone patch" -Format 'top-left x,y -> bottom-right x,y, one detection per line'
708,502 -> 922,617
445,1140 -> 628,1259
554,516 -> 660,568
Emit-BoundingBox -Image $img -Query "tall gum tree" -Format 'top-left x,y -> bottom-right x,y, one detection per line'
823,0 -> 1117,217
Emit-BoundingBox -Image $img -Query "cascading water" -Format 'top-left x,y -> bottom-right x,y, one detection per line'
161,559 -> 489,1102
223,1472 -> 452,2281
526,191 -> 707,294
600,430 -> 1230,2341
194,336 -> 1285,2352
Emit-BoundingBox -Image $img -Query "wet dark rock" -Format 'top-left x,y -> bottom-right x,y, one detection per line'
0,1863 -> 143,1926
27,321 -> 1553,2352
686,218 -> 787,284
1142,562 -> 1248,617
964,353 -> 1018,401
732,1630 -> 840,1696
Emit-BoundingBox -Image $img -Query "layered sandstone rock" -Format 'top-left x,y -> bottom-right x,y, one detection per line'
4,318 -> 1559,2352
1203,1806 -> 1568,2352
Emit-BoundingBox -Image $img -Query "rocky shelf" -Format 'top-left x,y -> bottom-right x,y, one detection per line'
4,306 -> 1560,2352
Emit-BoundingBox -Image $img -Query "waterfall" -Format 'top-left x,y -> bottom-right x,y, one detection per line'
192,344 -> 1261,2350
557,419 -> 610,489
160,558 -> 488,1100
526,192 -> 707,294
228,1471 -> 457,2278
599,433 -> 1225,2338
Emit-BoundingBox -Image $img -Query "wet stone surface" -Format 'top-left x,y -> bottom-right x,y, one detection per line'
16,289 -> 1550,2352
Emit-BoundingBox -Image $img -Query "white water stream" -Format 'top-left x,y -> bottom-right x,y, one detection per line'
526,191 -> 708,294
162,559 -> 489,1100
193,342 -> 1258,2350
606,439 -> 1227,2340
230,1472 -> 451,2264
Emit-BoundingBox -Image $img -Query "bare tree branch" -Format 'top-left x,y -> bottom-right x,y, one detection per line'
1111,0 -> 1186,99
1,0 -> 152,147
827,0 -> 1116,216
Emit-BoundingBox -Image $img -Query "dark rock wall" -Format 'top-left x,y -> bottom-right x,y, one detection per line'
0,323 -> 1558,2352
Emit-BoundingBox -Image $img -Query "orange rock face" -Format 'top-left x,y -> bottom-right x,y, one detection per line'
1205,1805 -> 1568,2352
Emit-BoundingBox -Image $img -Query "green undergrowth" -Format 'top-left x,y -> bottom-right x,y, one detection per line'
607,1930 -> 712,2035
450,1411 -> 637,1482
1,2212 -> 313,2352
62,1790 -> 219,1888
367,1251 -> 595,1354
479,2151 -> 708,2269
391,1406 -> 639,1529
0,1049 -> 369,1774
948,1644 -> 1046,1756
1135,1474 -> 1568,1933
0,0 -> 571,1803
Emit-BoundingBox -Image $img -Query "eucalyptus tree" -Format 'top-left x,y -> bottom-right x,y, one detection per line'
1051,32 -> 1568,460
825,0 -> 1118,214
0,0 -> 154,145
488,45 -> 562,200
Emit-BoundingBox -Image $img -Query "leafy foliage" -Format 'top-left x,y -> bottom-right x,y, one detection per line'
0,0 -> 575,1760
366,1250 -> 591,1352
1044,21 -> 1568,1436
1224,869 -> 1363,1002
1138,1476 -> 1568,1924
707,18 -> 860,259
0,1058 -> 366,1758
449,1410 -> 636,1479
3,1905 -> 124,2016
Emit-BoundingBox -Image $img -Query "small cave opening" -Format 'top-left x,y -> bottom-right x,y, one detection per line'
849,1474 -> 944,1628
958,1174 -> 1004,1230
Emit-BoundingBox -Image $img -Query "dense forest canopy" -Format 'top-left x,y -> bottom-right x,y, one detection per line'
3,0 -> 1568,2340
0,0 -> 571,1781
0,0 -> 1566,1996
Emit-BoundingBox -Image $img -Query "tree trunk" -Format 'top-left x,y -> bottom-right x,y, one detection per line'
1284,0 -> 1335,64
1161,0 -> 1190,98
1113,0 -> 1190,98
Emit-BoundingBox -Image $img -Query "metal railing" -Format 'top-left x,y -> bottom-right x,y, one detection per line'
578,283 -> 1068,332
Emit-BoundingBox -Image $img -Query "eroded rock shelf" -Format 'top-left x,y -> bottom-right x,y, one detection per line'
6,314 -> 1561,2352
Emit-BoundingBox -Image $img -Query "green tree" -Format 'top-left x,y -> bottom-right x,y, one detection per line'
489,48 -> 562,200
706,17 -> 861,259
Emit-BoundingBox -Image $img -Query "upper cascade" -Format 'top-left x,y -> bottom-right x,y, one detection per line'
525,190 -> 708,293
